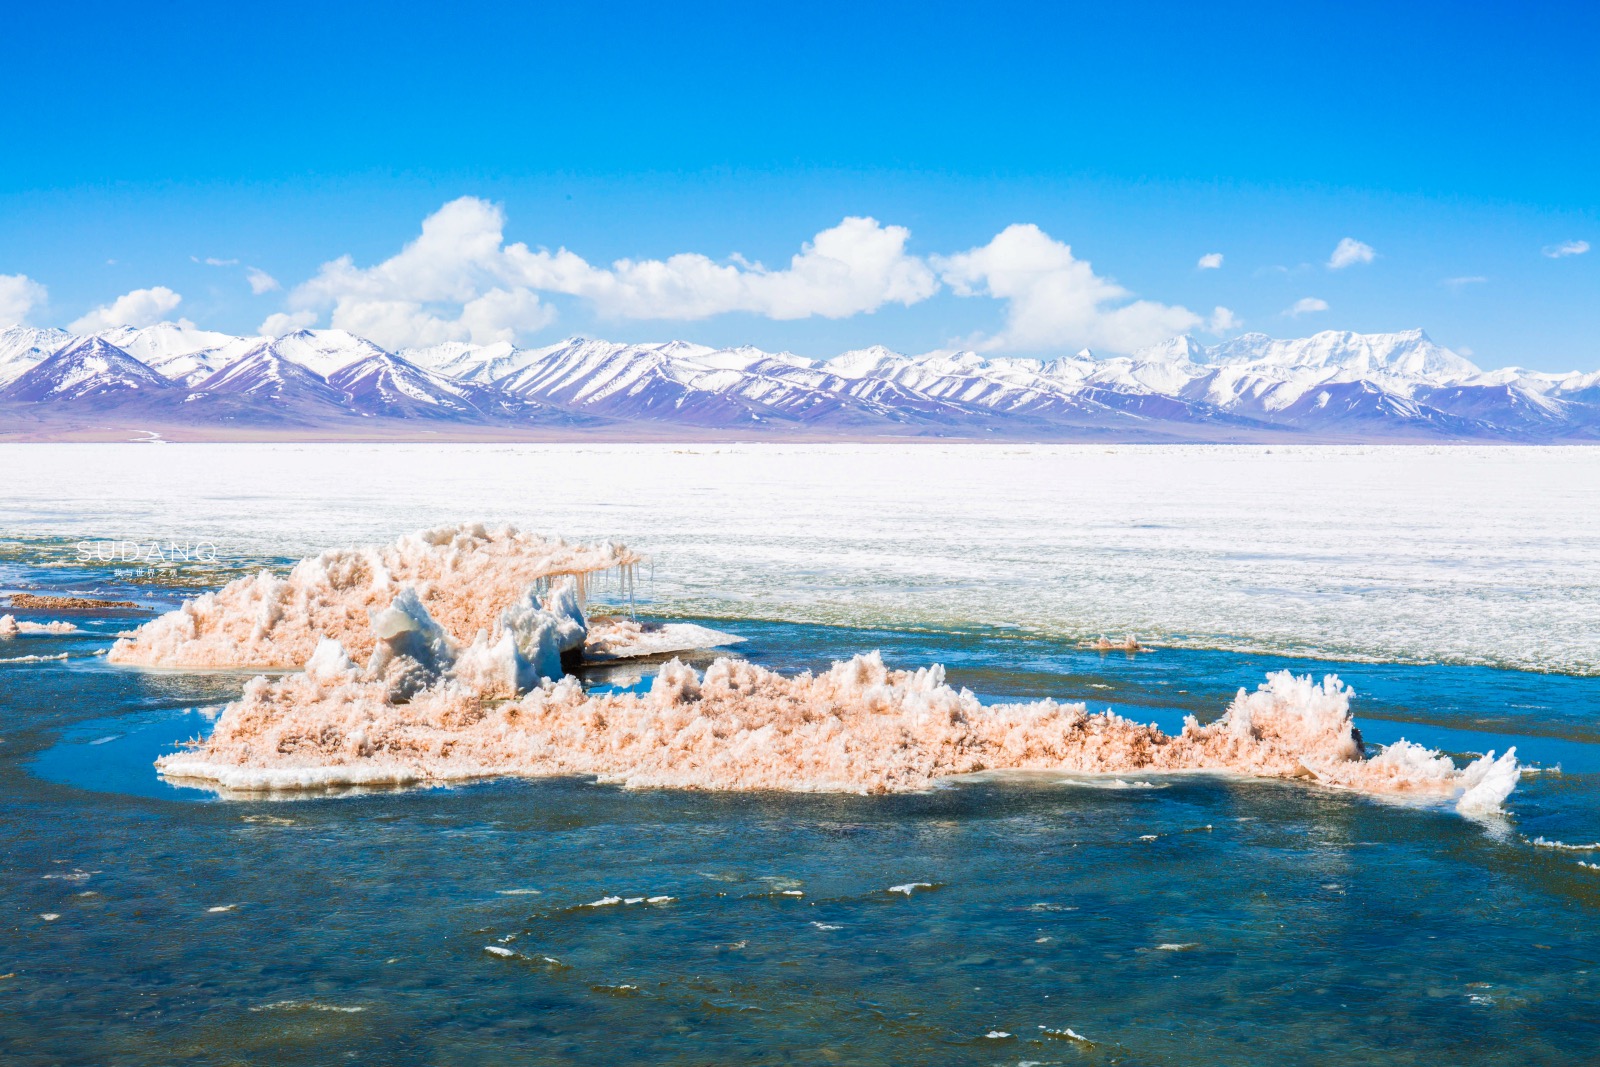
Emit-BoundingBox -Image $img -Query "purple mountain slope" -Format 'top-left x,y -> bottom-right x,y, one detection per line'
0,337 -> 173,403
191,343 -> 348,405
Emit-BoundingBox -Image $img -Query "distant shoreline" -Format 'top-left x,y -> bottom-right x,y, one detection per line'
0,409 -> 1587,441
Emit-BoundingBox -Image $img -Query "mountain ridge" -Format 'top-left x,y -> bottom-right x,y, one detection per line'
0,321 -> 1596,442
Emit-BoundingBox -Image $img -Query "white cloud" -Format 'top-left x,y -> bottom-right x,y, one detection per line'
245,267 -> 281,295
197,255 -> 281,295
1286,297 -> 1329,317
259,310 -> 318,337
503,214 -> 938,321
1197,252 -> 1224,270
1442,275 -> 1487,289
68,286 -> 184,332
1209,306 -> 1242,332
933,224 -> 1205,353
1328,238 -> 1376,269
276,197 -> 939,349
1543,239 -> 1589,258
0,273 -> 48,325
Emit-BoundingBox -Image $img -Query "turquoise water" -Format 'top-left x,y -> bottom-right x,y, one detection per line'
3,566 -> 1600,1064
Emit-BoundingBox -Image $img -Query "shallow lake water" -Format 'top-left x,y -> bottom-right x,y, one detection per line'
4,604 -> 1599,1064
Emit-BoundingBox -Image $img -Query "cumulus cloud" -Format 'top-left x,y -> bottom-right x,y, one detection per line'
1197,252 -> 1224,269
1328,238 -> 1376,269
504,213 -> 937,322
1286,297 -> 1329,317
68,286 -> 184,332
259,310 -> 318,337
1543,239 -> 1589,258
933,224 -> 1210,353
276,197 -> 939,349
268,198 -> 1248,353
0,273 -> 48,325
1209,306 -> 1242,332
245,267 -> 281,295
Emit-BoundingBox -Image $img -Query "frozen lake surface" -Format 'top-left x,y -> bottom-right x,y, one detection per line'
3,442 -> 1597,674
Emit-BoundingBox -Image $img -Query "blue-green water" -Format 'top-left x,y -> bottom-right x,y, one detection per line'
3,571 -> 1600,1064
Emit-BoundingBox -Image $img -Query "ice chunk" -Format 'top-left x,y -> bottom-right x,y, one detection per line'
1529,837 -> 1600,851
368,588 -> 456,699
583,617 -> 744,661
303,638 -> 357,682
540,577 -> 588,653
1455,749 -> 1520,817
453,577 -> 590,696
250,1000 -> 365,1013
1040,1026 -> 1093,1043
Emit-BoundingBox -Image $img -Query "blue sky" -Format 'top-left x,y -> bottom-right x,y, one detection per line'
1,1 -> 1595,369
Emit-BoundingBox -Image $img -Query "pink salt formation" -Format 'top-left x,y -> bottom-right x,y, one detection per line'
0,615 -> 80,636
156,609 -> 1518,814
8,593 -> 137,610
1083,634 -> 1146,652
132,525 -> 1517,817
108,523 -> 645,669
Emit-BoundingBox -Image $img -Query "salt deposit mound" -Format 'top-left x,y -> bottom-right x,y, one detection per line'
0,615 -> 79,636
129,523 -> 1517,815
157,619 -> 1518,813
108,523 -> 644,669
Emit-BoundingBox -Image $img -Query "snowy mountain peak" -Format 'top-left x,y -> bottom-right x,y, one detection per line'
1,336 -> 172,402
266,329 -> 391,378
93,322 -> 267,385
0,324 -> 74,386
1205,328 -> 1477,382
828,345 -> 911,379
191,342 -> 343,404
327,352 -> 479,419
1134,335 -> 1208,364
97,322 -> 240,362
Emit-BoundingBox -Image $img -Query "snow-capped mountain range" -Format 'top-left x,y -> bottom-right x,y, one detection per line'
2,321 -> 1597,441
